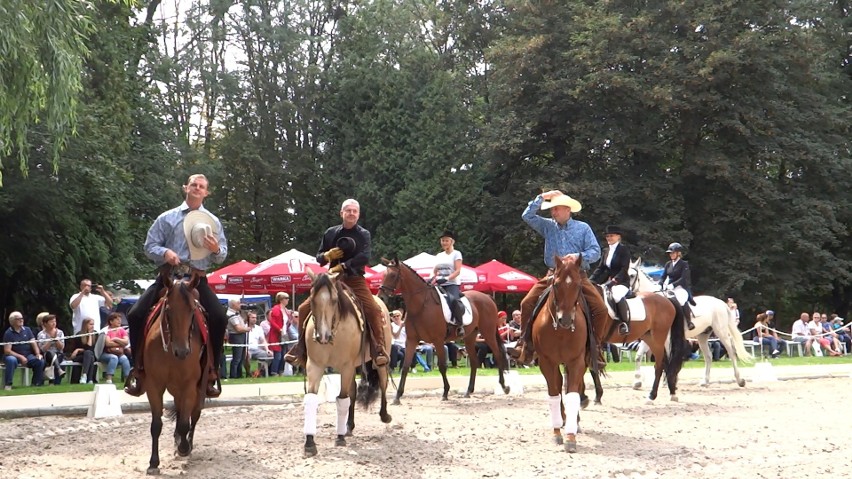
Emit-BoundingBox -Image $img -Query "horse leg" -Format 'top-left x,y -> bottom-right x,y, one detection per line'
392,347 -> 416,405
563,360 -> 585,453
697,335 -> 712,387
486,335 -> 510,395
174,389 -> 197,457
147,391 -> 164,475
378,364 -> 392,424
434,342 -> 452,401
303,364 -> 322,458
588,369 -> 603,406
463,339 -> 479,398
539,358 -> 564,446
347,374 -> 357,436
720,335 -> 746,387
647,358 -> 665,403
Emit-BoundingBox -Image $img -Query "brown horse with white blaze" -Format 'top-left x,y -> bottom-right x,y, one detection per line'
143,270 -> 210,475
379,257 -> 509,403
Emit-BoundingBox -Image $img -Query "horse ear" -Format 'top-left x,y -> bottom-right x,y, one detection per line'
189,273 -> 201,289
307,270 -> 317,280
381,257 -> 390,266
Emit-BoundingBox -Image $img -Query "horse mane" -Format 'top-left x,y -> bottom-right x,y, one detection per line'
313,273 -> 359,318
175,281 -> 195,306
399,261 -> 429,285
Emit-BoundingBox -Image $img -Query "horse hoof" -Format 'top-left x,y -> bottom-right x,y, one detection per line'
632,382 -> 642,390
463,392 -> 471,399
699,381 -> 709,387
381,413 -> 392,424
146,467 -> 160,476
503,386 -> 510,395
564,439 -> 577,453
304,446 -> 318,458
580,397 -> 590,409
392,398 -> 401,406
553,435 -> 563,445
594,400 -> 602,406
442,396 -> 449,401
335,436 -> 346,447
670,395 -> 679,402
345,428 -> 353,437
738,379 -> 746,388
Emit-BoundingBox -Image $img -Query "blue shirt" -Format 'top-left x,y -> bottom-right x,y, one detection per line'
3,326 -> 37,356
144,202 -> 228,271
522,195 -> 601,270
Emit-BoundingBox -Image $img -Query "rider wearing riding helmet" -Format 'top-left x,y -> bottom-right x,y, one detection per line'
590,225 -> 633,335
658,242 -> 696,330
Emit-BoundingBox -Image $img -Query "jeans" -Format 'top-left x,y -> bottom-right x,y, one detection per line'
759,336 -> 780,353
270,350 -> 283,375
417,344 -> 436,369
228,333 -> 247,379
99,353 -> 131,378
3,354 -> 45,386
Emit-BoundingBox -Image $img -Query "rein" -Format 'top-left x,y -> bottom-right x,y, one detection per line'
159,282 -> 199,353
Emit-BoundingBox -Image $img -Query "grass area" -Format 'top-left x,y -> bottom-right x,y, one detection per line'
3,354 -> 852,397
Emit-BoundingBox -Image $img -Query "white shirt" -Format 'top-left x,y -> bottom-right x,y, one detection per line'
605,242 -> 620,268
391,322 -> 406,348
69,293 -> 106,334
247,325 -> 268,355
791,320 -> 809,337
434,250 -> 463,286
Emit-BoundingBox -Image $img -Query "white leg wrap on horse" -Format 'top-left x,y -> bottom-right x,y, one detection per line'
336,397 -> 351,435
562,392 -> 581,434
303,393 -> 320,436
548,394 -> 563,428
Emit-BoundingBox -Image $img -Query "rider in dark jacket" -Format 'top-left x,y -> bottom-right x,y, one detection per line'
658,242 -> 695,330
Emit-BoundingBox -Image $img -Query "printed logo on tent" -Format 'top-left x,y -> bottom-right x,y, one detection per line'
227,276 -> 244,285
271,275 -> 291,283
498,271 -> 535,281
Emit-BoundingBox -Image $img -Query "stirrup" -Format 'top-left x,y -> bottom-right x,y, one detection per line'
515,343 -> 535,365
618,322 -> 630,335
206,377 -> 222,398
373,354 -> 389,367
123,369 -> 145,397
283,352 -> 305,367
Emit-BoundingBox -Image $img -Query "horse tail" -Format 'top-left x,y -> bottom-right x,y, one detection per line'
356,366 -> 381,410
726,307 -> 754,363
664,297 -> 688,388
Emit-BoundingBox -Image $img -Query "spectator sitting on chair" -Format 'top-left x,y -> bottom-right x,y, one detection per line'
791,313 -> 814,356
3,312 -> 45,389
68,318 -> 98,384
763,311 -> 787,356
444,341 -> 460,368
754,313 -> 781,358
830,315 -> 851,354
818,313 -> 843,355
246,312 -> 272,376
36,313 -> 67,384
389,310 -> 429,372
809,312 -> 840,356
100,313 -> 131,383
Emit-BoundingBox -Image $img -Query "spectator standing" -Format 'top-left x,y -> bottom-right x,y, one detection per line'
69,279 -> 113,335
36,314 -> 66,384
267,292 -> 288,375
226,299 -> 249,378
727,299 -> 740,325
3,312 -> 45,389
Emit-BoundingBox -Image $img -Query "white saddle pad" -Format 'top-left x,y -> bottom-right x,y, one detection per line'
438,292 -> 473,326
604,297 -> 648,322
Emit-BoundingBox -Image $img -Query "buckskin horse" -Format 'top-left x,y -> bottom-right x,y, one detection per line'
627,258 -> 751,389
142,269 -> 211,475
379,257 -> 509,404
301,271 -> 392,458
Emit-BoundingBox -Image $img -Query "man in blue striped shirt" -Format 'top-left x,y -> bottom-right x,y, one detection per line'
515,190 -> 607,364
124,174 -> 228,398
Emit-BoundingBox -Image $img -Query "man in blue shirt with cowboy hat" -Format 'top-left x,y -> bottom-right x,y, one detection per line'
515,190 -> 606,364
123,173 -> 229,398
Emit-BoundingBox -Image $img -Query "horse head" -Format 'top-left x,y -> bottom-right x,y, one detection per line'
161,273 -> 201,360
628,257 -> 656,293
308,271 -> 343,344
378,257 -> 400,303
550,255 -> 583,325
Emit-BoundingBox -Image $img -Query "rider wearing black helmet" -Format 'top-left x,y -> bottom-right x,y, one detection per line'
659,242 -> 696,330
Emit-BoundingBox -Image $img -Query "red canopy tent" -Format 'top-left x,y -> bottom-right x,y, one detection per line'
208,260 -> 258,293
223,249 -> 326,294
473,260 -> 538,293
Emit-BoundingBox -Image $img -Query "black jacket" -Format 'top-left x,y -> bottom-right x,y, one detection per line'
660,259 -> 693,297
590,243 -> 631,285
316,224 -> 371,277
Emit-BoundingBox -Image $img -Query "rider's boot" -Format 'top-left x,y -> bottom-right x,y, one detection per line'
205,364 -> 222,398
683,304 -> 695,330
283,334 -> 307,367
616,298 -> 630,336
368,315 -> 389,367
124,368 -> 145,397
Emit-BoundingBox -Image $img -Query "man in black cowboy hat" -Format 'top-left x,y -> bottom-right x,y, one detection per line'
590,225 -> 633,335
284,198 -> 389,367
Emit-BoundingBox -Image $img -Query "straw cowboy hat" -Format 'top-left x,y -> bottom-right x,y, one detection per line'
184,210 -> 219,260
541,194 -> 582,212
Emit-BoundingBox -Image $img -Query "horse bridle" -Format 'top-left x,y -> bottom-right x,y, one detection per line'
160,281 -> 199,353
546,273 -> 581,329
380,263 -> 438,302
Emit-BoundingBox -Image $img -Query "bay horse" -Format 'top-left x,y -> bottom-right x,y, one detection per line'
302,271 -> 392,458
628,258 -> 752,389
379,257 -> 509,404
583,261 -> 690,404
531,256 -> 594,453
143,270 -> 210,475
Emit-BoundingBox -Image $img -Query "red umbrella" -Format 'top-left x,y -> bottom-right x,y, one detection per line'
226,262 -> 326,293
473,260 -> 538,293
208,260 -> 258,292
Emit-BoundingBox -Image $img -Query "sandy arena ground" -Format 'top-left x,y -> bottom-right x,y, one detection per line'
1,375 -> 850,479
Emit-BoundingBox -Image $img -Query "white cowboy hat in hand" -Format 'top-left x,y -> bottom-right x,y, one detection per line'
184,210 -> 219,260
